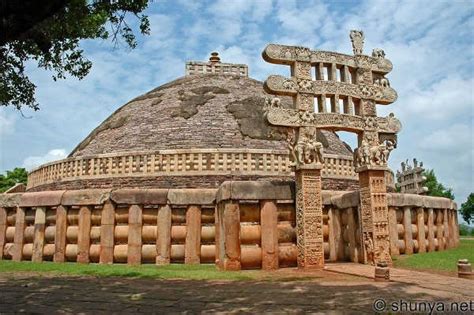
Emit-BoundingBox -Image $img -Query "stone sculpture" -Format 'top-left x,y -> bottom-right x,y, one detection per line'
262,30 -> 401,268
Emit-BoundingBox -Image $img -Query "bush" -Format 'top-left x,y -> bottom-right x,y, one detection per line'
459,224 -> 470,236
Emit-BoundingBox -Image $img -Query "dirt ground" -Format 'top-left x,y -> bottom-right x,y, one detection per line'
0,267 -> 472,314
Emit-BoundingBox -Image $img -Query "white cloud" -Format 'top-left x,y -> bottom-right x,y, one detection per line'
22,149 -> 68,171
0,109 -> 15,137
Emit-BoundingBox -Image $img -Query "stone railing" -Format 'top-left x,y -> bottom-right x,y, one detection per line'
0,189 -> 217,265
26,149 -> 358,190
0,184 -> 458,268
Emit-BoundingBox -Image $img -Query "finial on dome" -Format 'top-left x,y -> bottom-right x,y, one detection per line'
185,52 -> 248,77
209,52 -> 221,63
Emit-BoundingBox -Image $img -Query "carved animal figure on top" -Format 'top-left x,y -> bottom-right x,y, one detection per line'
372,48 -> 385,59
294,127 -> 323,166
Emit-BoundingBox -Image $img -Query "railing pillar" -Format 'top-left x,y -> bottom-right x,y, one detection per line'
388,206 -> 399,256
32,207 -> 46,262
260,200 -> 278,270
128,204 -> 142,265
416,208 -> 426,253
427,208 -> 435,252
185,205 -> 201,264
403,206 -> 413,255
156,205 -> 171,265
0,207 -> 6,260
100,201 -> 115,264
54,205 -> 67,262
77,206 -> 91,263
12,207 -> 25,261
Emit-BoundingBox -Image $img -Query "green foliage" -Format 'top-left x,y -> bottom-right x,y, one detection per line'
459,223 -> 471,236
460,193 -> 474,224
393,239 -> 474,272
0,167 -> 28,192
1,0 -> 150,111
423,169 -> 454,200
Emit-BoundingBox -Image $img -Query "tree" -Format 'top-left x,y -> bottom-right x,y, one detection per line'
460,193 -> 474,224
423,169 -> 454,200
1,0 -> 150,111
0,167 -> 28,192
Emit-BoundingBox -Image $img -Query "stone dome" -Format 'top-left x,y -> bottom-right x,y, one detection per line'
27,56 -> 358,192
70,75 -> 351,157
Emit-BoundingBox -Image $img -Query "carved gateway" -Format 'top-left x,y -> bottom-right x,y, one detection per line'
262,31 -> 401,267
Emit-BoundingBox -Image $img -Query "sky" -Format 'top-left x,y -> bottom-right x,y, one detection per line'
0,0 -> 473,212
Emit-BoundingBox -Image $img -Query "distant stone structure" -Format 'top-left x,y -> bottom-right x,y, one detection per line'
0,32 -> 459,270
396,158 -> 428,194
185,52 -> 248,77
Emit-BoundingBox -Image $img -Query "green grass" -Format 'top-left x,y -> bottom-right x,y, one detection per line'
393,239 -> 474,273
0,261 -> 259,280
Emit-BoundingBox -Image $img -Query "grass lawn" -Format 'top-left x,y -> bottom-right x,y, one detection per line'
393,239 -> 474,273
0,261 -> 260,281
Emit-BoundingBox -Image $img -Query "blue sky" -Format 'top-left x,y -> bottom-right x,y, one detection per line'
0,0 -> 473,210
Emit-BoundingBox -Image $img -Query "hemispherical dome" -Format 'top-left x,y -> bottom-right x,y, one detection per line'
70,74 -> 351,157
27,59 -> 358,192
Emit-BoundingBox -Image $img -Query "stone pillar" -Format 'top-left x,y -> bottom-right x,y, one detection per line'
388,207 -> 399,256
403,206 -> 413,255
54,205 -> 67,262
156,205 -> 171,265
436,209 -> 444,250
222,201 -> 241,271
358,167 -> 392,265
77,206 -> 91,263
260,200 -> 278,270
443,208 -> 450,249
346,207 -> 359,262
128,204 -> 142,265
416,208 -> 426,253
32,207 -> 46,262
0,207 -> 6,260
12,207 -> 25,261
427,208 -> 435,252
100,201 -> 115,264
185,205 -> 201,264
295,166 -> 324,269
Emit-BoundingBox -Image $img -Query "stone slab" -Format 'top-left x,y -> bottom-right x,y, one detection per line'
0,193 -> 22,208
168,189 -> 216,205
62,190 -> 111,206
19,191 -> 65,207
110,189 -> 168,205
216,181 -> 294,202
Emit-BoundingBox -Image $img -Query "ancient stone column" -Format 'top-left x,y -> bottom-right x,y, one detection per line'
222,201 -> 241,271
443,208 -> 450,249
260,200 -> 278,270
12,207 -> 26,261
388,207 -> 399,256
32,207 -> 46,262
358,167 -> 392,265
54,205 -> 67,263
403,206 -> 413,255
436,209 -> 444,250
295,166 -> 324,269
427,208 -> 435,252
156,205 -> 171,265
0,207 -> 7,260
346,207 -> 359,263
127,204 -> 142,265
185,205 -> 201,264
100,201 -> 115,264
77,206 -> 91,263
416,208 -> 426,253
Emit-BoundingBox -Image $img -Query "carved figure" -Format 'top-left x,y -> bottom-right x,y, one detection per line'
287,129 -> 298,166
294,127 -> 323,166
298,79 -> 313,90
372,48 -> 385,59
364,233 -> 375,265
350,30 -> 364,55
283,79 -> 296,90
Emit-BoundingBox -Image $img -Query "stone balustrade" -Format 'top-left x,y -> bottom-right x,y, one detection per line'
0,184 -> 457,268
26,149 -> 358,190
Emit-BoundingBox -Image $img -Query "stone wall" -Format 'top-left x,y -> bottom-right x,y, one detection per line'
0,182 -> 458,268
